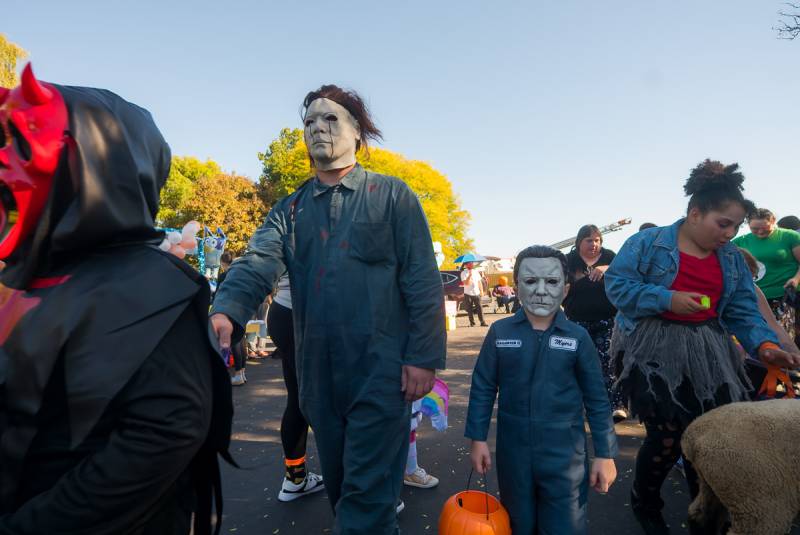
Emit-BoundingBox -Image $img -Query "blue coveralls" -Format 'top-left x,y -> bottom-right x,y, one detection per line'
212,165 -> 447,535
465,310 -> 618,535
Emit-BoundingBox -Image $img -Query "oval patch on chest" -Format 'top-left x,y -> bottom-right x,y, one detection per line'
549,336 -> 577,351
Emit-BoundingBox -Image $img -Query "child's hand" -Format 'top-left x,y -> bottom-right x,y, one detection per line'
589,458 -> 616,494
470,441 -> 492,475
669,291 -> 707,315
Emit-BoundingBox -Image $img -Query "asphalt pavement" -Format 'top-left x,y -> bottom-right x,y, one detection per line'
220,311 -> 800,535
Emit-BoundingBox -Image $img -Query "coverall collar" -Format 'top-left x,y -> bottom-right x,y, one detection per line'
312,164 -> 367,197
510,307 -> 572,333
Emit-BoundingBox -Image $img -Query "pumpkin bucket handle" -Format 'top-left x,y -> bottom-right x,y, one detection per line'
459,468 -> 490,520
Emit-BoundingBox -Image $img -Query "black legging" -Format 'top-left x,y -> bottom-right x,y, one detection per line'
633,414 -> 699,512
231,337 -> 247,371
267,302 -> 309,460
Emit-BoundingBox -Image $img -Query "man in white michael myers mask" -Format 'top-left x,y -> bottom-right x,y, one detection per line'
466,246 -> 617,534
211,85 -> 446,534
303,97 -> 361,171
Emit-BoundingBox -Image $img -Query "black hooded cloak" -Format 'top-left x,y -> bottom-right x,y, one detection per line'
0,86 -> 232,534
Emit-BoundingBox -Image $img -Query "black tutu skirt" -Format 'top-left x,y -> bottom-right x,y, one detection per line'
610,316 -> 752,425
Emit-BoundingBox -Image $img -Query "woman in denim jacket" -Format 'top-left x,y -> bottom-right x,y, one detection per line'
605,159 -> 800,535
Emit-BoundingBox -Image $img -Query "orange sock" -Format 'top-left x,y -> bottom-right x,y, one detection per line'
285,456 -> 306,484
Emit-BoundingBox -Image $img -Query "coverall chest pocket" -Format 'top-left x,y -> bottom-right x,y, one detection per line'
349,222 -> 394,264
496,347 -> 525,383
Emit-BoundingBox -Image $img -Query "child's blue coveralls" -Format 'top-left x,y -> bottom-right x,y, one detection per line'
465,309 -> 618,535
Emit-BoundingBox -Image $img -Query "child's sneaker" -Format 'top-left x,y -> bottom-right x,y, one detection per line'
403,467 -> 439,488
277,473 -> 324,502
231,372 -> 245,386
612,408 -> 628,422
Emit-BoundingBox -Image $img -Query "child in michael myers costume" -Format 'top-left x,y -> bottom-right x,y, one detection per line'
466,246 -> 618,535
0,65 -> 233,534
211,85 -> 446,534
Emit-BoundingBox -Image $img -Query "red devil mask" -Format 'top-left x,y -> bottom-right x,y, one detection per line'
0,64 -> 68,260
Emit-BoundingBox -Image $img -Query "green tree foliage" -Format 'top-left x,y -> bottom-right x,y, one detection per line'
0,34 -> 27,88
258,128 -> 473,267
182,173 -> 266,255
256,128 -> 312,207
157,156 -> 223,227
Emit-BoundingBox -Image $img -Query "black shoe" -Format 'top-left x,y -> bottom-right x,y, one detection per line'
631,490 -> 670,535
686,518 -> 709,535
633,508 -> 671,535
480,323 -> 488,327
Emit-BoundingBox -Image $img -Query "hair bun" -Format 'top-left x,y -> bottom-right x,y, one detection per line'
684,159 -> 745,197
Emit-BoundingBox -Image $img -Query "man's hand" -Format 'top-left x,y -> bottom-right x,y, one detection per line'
784,276 -> 800,290
669,291 -> 706,315
470,441 -> 492,475
589,458 -> 617,494
759,345 -> 800,369
210,313 -> 234,350
401,365 -> 435,402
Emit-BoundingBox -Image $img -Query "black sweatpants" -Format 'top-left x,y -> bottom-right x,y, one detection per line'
464,294 -> 485,326
266,302 -> 309,460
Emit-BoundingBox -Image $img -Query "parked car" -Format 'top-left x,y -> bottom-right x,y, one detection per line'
440,270 -> 492,311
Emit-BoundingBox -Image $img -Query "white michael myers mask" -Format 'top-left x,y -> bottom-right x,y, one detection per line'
303,98 -> 361,171
516,257 -> 567,317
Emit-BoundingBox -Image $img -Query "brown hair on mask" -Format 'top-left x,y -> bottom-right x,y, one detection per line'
302,85 -> 383,158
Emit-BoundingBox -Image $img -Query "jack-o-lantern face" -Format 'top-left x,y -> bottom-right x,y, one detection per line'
0,63 -> 68,259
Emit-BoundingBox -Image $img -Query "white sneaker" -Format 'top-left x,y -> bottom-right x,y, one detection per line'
231,372 -> 245,386
277,473 -> 325,502
396,500 -> 405,514
241,368 -> 247,382
403,467 -> 439,488
612,409 -> 628,422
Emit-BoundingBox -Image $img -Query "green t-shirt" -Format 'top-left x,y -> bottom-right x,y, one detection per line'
733,228 -> 800,299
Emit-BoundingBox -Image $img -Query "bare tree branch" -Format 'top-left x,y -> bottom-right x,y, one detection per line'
775,2 -> 800,39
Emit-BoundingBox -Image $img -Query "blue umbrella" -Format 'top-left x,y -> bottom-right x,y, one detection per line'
454,252 -> 485,264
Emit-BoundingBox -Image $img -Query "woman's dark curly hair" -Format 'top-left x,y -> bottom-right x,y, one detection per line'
684,159 -> 755,215
302,85 -> 383,158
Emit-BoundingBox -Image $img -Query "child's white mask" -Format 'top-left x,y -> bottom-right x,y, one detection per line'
303,98 -> 361,171
516,257 -> 566,317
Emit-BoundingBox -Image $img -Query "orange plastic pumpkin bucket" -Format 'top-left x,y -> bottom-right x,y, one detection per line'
439,488 -> 511,534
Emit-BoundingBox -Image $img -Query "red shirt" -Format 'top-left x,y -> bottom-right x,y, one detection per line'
661,252 -> 723,322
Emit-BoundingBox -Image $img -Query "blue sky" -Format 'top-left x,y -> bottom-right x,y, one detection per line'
6,1 -> 799,258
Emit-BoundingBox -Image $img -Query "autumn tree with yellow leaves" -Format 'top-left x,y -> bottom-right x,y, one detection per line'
181,173 -> 266,255
157,157 -> 265,255
258,128 -> 473,267
0,34 -> 27,88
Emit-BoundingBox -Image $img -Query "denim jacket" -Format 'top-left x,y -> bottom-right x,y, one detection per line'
605,218 -> 778,355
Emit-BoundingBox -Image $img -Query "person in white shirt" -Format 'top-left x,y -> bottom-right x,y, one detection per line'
461,262 -> 487,327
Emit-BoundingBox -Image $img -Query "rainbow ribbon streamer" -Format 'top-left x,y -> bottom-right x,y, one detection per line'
420,378 -> 450,432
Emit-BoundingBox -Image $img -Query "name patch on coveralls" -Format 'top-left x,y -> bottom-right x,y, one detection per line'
549,336 -> 577,351
495,339 -> 522,348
